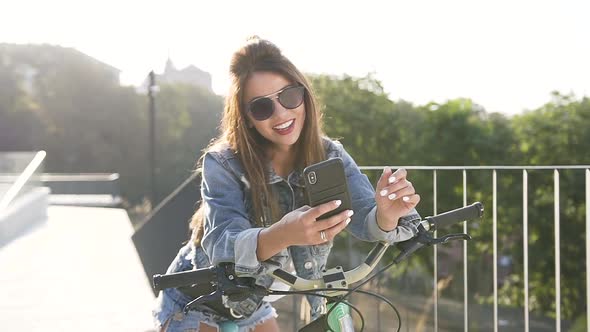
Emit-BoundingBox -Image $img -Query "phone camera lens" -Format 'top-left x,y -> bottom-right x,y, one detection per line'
308,172 -> 317,184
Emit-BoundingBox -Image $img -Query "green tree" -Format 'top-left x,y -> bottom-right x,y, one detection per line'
153,83 -> 223,203
509,93 -> 590,320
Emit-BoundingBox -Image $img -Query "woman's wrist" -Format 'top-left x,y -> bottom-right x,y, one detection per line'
256,223 -> 290,261
376,208 -> 400,232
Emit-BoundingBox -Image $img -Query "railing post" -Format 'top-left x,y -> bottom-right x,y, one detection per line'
586,169 -> 590,331
493,170 -> 498,332
554,170 -> 561,332
433,170 -> 438,332
463,170 -> 468,332
523,170 -> 529,332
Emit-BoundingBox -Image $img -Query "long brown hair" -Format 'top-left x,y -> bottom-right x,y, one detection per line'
190,36 -> 327,245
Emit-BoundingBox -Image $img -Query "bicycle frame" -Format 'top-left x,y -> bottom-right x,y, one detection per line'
153,202 -> 484,332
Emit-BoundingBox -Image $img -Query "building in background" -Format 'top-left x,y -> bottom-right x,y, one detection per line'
140,58 -> 212,93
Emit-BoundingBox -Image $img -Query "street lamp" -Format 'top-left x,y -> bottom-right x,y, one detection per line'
148,70 -> 159,207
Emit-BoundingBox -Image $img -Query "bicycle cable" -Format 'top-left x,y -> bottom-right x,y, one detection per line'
323,257 -> 405,332
269,289 -> 365,331
270,283 -> 402,332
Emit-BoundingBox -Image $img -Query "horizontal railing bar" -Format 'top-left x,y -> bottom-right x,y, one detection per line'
0,173 -> 120,182
40,173 -> 120,181
359,165 -> 590,170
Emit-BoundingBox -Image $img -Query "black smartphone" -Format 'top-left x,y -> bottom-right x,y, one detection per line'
303,157 -> 352,220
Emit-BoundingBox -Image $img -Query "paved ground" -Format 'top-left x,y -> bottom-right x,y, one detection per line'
0,206 -> 156,332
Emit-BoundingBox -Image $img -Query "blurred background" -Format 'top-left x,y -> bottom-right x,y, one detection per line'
1,0 -> 589,331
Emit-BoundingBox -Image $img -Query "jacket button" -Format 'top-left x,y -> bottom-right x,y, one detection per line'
304,261 -> 313,269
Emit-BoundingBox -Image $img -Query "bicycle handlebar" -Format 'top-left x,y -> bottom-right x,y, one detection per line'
153,266 -> 217,292
152,202 -> 484,297
423,202 -> 483,231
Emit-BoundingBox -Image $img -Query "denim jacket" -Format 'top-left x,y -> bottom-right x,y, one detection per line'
197,138 -> 421,318
155,138 -> 420,319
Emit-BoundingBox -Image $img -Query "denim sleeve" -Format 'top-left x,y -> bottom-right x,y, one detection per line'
337,143 -> 421,244
200,153 -> 288,278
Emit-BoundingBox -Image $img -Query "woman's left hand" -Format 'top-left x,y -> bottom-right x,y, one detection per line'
374,167 -> 421,231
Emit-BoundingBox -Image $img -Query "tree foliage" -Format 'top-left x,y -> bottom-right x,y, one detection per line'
310,73 -> 588,324
0,44 -> 222,203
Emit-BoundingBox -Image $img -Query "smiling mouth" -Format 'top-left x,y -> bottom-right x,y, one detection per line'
273,119 -> 295,130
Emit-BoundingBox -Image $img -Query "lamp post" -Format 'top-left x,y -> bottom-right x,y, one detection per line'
148,70 -> 158,207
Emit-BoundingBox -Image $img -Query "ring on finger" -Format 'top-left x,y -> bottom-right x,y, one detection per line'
320,230 -> 327,242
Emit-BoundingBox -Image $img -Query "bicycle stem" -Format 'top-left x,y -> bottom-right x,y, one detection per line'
270,220 -> 434,295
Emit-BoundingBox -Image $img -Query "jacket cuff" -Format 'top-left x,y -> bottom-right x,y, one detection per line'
367,206 -> 420,244
234,228 -> 265,275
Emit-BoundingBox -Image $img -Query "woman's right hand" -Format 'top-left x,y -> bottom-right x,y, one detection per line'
256,200 -> 352,261
275,200 -> 353,246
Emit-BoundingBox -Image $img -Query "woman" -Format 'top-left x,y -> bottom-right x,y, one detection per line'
153,36 -> 422,332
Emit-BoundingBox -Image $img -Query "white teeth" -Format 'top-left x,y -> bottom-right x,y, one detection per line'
273,119 -> 294,130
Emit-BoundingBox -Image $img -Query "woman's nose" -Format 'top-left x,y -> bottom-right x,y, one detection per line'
272,98 -> 288,114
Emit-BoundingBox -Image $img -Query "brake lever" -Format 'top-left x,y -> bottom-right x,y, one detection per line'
433,233 -> 472,244
393,224 -> 472,263
184,290 -> 221,313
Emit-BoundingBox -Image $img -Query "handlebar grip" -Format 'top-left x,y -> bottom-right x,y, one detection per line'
152,266 -> 217,292
427,202 -> 484,230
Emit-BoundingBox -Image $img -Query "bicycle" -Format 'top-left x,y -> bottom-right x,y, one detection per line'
153,202 -> 484,332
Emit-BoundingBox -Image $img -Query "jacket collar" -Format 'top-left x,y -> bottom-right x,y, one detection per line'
266,162 -> 305,188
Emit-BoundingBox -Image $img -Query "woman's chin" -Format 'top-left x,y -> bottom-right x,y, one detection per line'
270,131 -> 302,149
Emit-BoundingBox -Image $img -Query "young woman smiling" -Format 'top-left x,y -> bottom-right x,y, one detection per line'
153,36 -> 422,332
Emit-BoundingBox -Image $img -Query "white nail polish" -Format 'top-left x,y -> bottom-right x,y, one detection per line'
345,218 -> 351,224
403,196 -> 410,202
388,193 -> 396,200
335,200 -> 342,206
347,210 -> 354,217
380,189 -> 387,197
388,176 -> 396,184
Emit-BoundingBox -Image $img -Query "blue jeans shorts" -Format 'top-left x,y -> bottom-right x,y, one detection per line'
153,287 -> 277,332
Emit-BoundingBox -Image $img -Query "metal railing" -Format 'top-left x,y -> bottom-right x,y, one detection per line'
355,165 -> 590,332
0,151 -> 46,212
41,173 -> 122,207
132,164 -> 590,331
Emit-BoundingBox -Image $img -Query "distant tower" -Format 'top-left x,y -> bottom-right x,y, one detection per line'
164,57 -> 175,75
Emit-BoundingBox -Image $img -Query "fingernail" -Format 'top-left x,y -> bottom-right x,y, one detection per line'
403,196 -> 410,202
345,218 -> 351,224
388,176 -> 396,184
379,189 -> 388,197
347,210 -> 354,217
335,200 -> 342,206
388,193 -> 396,200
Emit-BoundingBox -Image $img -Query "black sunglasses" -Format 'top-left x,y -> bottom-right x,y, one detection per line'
246,84 -> 306,121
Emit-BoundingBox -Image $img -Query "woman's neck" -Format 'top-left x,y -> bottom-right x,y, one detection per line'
268,145 -> 297,178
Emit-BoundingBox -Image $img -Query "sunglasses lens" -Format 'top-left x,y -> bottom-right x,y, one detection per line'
279,86 -> 305,109
249,98 -> 274,121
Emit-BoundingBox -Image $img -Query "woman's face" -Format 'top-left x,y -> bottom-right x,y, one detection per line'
243,71 -> 306,151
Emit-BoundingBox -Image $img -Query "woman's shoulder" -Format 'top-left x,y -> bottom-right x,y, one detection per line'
321,136 -> 344,158
202,142 -> 245,181
204,142 -> 239,162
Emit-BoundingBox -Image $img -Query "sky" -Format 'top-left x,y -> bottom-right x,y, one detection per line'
1,0 -> 588,115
